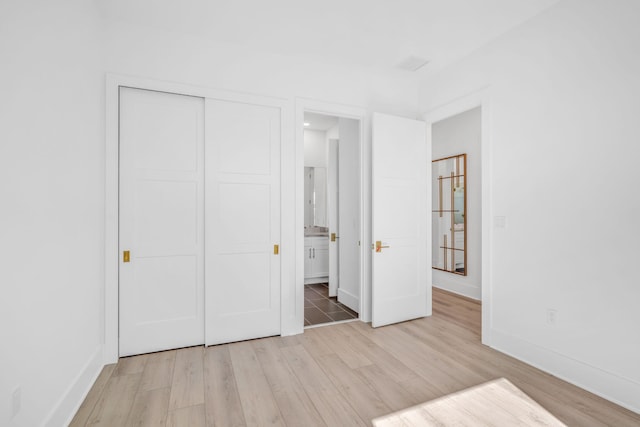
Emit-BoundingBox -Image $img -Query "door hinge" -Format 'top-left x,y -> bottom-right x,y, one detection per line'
274,244 -> 279,255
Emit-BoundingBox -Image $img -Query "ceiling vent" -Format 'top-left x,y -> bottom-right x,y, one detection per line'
395,55 -> 430,72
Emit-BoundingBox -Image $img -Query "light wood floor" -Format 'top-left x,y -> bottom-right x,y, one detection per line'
70,289 -> 640,426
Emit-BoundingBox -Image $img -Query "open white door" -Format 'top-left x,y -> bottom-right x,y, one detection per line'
337,118 -> 361,313
119,88 -> 205,356
371,113 -> 430,327
205,99 -> 281,345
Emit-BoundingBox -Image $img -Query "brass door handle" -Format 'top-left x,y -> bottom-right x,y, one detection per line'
330,233 -> 339,242
375,241 -> 390,252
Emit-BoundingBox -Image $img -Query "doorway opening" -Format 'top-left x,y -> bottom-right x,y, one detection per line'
430,106 -> 483,339
303,112 -> 360,327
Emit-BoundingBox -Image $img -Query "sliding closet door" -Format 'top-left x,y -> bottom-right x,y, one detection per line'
205,99 -> 281,345
119,88 -> 205,356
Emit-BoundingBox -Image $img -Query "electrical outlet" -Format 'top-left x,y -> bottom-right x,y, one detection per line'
546,309 -> 557,326
11,386 -> 21,419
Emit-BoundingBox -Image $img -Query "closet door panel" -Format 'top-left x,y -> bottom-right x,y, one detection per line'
119,87 -> 205,357
205,99 -> 281,345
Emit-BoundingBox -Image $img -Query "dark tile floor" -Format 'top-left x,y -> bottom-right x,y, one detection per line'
304,283 -> 358,326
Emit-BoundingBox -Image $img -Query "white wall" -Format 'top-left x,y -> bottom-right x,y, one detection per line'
419,0 -> 640,412
432,107 -> 482,299
105,21 -> 420,117
0,1 -> 105,426
326,124 -> 339,140
304,130 -> 328,167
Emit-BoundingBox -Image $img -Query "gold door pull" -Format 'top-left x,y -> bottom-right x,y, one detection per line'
123,250 -> 130,263
375,241 -> 390,252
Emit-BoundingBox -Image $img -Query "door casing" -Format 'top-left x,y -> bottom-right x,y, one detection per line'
424,88 -> 492,346
295,99 -> 369,331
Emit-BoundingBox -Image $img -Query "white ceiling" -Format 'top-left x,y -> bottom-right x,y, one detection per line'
99,0 -> 560,73
304,112 -> 339,131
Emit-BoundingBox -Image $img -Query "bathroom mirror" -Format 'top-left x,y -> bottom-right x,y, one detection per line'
432,154 -> 467,275
304,166 -> 327,227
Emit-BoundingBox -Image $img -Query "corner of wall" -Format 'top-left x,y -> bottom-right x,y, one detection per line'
43,345 -> 105,427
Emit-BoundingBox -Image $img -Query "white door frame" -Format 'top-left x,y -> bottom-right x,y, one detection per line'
423,88 -> 493,346
295,98 -> 370,332
105,74 -> 291,363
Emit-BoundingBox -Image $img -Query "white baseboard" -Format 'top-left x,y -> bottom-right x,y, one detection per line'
337,288 -> 359,313
43,345 -> 104,427
490,328 -> 640,414
433,282 -> 480,301
304,277 -> 328,285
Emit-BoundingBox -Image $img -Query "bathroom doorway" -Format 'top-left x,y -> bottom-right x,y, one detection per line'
303,112 -> 360,327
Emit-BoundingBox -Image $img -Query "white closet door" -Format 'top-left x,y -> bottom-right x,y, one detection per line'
205,99 -> 281,345
119,88 -> 205,357
371,112 -> 430,327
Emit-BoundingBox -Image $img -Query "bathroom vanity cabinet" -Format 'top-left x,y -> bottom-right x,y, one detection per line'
304,236 -> 329,283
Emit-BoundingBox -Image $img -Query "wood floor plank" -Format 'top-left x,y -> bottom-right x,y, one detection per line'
295,328 -> 334,357
281,344 -> 368,427
273,334 -> 301,349
311,323 -> 373,369
315,352 -> 392,421
125,387 -> 170,427
399,376 -> 446,408
86,373 -> 141,426
513,381 -> 610,427
432,290 -> 481,336
374,378 -> 567,427
72,288 -> 640,427
344,322 -> 437,387
404,316 -> 636,426
355,363 -> 435,412
166,404 -> 206,427
394,322 -> 492,383
350,321 -> 472,394
169,346 -> 204,410
228,341 -> 285,426
204,345 -> 246,427
139,350 -> 176,392
112,355 -> 147,377
252,338 -> 326,427
69,364 -> 116,427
